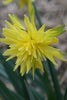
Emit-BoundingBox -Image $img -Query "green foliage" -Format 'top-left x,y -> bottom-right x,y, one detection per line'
64,86 -> 67,100
0,52 -> 55,100
0,51 -> 66,100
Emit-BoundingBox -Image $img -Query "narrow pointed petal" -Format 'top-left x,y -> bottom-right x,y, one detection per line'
20,63 -> 26,76
26,58 -> 32,73
36,61 -> 44,72
6,55 -> 15,61
38,24 -> 45,32
9,14 -> 25,29
24,15 -> 35,32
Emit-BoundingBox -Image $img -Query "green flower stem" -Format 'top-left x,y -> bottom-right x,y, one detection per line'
32,2 -> 42,27
32,2 -> 63,100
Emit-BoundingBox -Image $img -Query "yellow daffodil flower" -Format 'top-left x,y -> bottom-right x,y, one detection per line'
0,14 -> 66,78
3,0 -> 34,14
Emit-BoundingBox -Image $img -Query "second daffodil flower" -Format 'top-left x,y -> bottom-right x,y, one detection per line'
0,14 -> 66,78
3,0 -> 34,14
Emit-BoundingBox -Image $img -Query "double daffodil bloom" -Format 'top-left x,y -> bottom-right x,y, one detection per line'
0,14 -> 66,78
3,0 -> 34,14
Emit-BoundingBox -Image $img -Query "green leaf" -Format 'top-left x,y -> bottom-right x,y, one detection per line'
29,85 -> 45,100
0,53 -> 24,97
27,69 -> 56,100
0,80 -> 25,100
0,63 -> 8,81
64,86 -> 67,100
0,52 -> 33,100
18,70 -> 31,100
25,81 -> 35,100
36,70 -> 56,100
27,72 -> 45,92
45,59 -> 63,100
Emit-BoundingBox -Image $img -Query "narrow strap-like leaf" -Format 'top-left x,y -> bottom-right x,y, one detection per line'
46,59 -> 63,100
29,84 -> 45,100
0,80 -> 25,100
25,81 -> 35,100
36,69 -> 56,100
0,53 -> 24,97
18,68 -> 31,100
27,70 -> 56,100
64,86 -> 67,100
